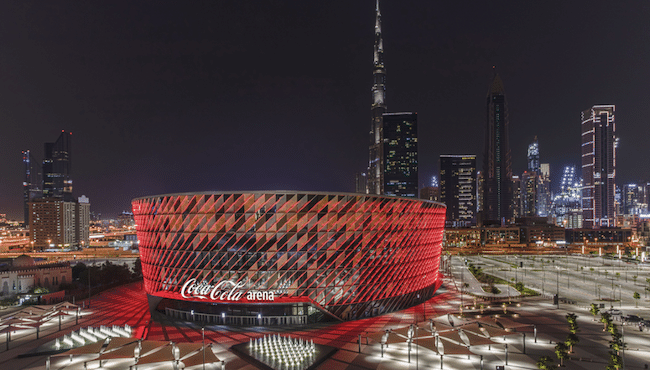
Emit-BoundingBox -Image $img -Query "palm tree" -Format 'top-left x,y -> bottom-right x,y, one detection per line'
633,292 -> 640,307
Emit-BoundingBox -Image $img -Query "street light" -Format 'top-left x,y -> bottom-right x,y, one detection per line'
556,266 -> 560,308
459,258 -> 465,311
88,263 -> 91,308
202,326 -> 205,370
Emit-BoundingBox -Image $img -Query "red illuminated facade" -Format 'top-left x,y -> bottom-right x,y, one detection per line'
132,191 -> 445,324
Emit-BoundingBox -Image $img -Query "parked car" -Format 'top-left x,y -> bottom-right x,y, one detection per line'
605,309 -> 622,316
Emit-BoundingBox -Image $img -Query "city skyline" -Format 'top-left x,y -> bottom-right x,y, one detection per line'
1,1 -> 649,219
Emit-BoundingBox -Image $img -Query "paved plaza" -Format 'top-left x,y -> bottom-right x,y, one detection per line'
0,255 -> 648,369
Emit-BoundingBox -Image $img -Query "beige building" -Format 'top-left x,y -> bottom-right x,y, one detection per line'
0,255 -> 71,296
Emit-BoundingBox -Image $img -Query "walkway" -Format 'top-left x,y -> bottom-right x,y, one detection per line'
1,271 -> 649,369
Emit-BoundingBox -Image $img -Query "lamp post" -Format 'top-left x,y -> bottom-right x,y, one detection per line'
415,325 -> 419,370
515,265 -> 518,284
556,266 -> 560,308
88,263 -> 91,308
202,326 -> 205,370
460,258 -> 464,310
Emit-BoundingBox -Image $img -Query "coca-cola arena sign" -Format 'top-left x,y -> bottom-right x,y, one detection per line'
181,279 -> 275,301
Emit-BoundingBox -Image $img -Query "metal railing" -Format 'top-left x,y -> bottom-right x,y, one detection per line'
164,307 -> 308,326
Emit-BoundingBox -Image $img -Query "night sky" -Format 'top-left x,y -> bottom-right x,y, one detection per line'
1,1 -> 649,220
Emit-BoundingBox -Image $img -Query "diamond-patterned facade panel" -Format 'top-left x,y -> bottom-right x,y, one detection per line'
132,192 -> 446,320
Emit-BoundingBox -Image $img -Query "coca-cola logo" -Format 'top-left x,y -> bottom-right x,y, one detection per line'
180,279 -> 275,301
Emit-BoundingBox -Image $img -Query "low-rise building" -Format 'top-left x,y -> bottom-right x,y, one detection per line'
0,255 -> 71,297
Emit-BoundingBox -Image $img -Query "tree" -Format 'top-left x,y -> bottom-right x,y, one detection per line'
607,319 -> 618,335
633,292 -> 640,307
563,313 -> 580,353
607,325 -> 624,370
589,303 -> 600,321
610,328 -> 622,352
554,341 -> 569,367
600,312 -> 612,332
132,257 -> 142,277
536,356 -> 555,370
565,333 -> 579,353
565,313 -> 579,334
72,262 -> 87,281
31,286 -> 50,294
606,350 -> 623,370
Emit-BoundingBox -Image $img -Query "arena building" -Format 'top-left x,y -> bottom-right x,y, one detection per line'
132,191 -> 445,325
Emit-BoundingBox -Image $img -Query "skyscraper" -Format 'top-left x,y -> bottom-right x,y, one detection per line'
550,166 -> 582,228
621,183 -> 647,215
440,155 -> 476,227
527,136 -> 539,172
420,176 -> 441,201
522,138 -> 551,217
42,130 -> 73,201
581,105 -> 616,228
24,130 -> 90,249
520,171 -> 537,217
367,0 -> 386,195
354,172 -> 367,194
511,175 -> 521,219
537,163 -> 550,216
22,150 -> 42,225
382,112 -> 418,197
482,73 -> 512,224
